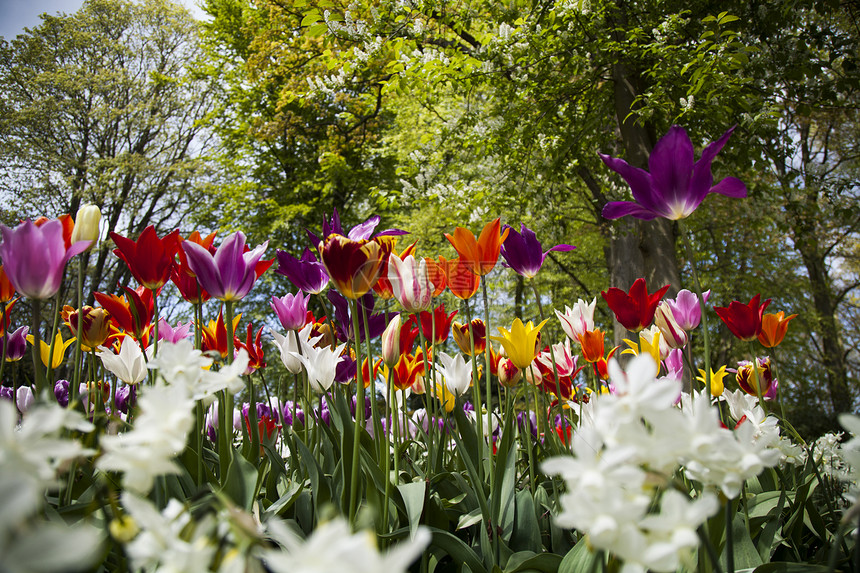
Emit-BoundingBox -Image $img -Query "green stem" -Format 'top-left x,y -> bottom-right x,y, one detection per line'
679,221 -> 712,400
220,301 -> 236,483
45,291 -> 61,390
360,302 -> 384,465
348,298 -> 365,524
481,279 -> 495,491
415,314 -> 434,463
30,298 -> 45,400
464,299 -> 484,483
726,499 -> 735,573
71,260 -> 85,409
530,280 -> 567,449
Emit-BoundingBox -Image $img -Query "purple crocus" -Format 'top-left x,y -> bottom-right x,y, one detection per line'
0,219 -> 90,299
666,289 -> 710,331
271,292 -> 309,331
600,125 -> 747,220
182,231 -> 268,301
2,326 -> 29,361
500,224 -> 575,279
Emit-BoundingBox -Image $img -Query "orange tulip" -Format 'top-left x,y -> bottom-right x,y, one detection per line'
443,257 -> 480,299
757,311 -> 798,348
444,218 -> 510,277
577,329 -> 606,363
0,266 -> 15,302
425,256 -> 447,296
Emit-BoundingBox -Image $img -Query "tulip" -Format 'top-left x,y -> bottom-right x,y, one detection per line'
271,292 -> 309,331
97,336 -> 147,386
373,239 -> 417,299
306,207 -> 407,248
0,266 -> 15,302
417,304 -> 457,345
71,204 -> 101,249
234,323 -> 266,374
391,352 -> 426,391
437,351 -> 473,396
93,285 -> 154,341
388,254 -> 434,312
622,325 -> 668,363
182,231 -> 269,301
555,298 -> 597,341
714,294 -> 771,341
0,300 -> 16,336
291,337 -> 346,394
319,235 -> 384,300
490,318 -> 549,370
62,305 -> 111,351
452,319 -> 486,356
26,331 -> 75,369
275,247 -> 330,294
600,125 -> 747,220
654,302 -> 688,349
424,256 -> 447,296
2,326 -> 29,361
601,278 -> 670,333
111,226 -> 181,290
271,324 -> 322,375
200,309 -> 242,360
157,319 -> 192,343
577,329 -> 606,363
757,311 -> 797,348
665,289 -> 710,331
734,357 -> 776,399
0,219 -> 90,299
381,315 -> 402,367
697,365 -> 728,397
500,224 -> 575,279
497,357 -> 521,387
445,218 -> 510,277
442,257 -> 480,299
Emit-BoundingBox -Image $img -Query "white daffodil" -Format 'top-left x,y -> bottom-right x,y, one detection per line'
98,336 -> 147,385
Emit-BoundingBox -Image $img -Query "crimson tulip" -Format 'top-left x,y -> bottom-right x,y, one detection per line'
601,278 -> 670,333
714,294 -> 771,341
111,226 -> 181,289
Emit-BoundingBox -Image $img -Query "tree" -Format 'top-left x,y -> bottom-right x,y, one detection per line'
0,0 -> 218,300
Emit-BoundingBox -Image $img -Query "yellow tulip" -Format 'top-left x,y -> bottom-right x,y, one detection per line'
490,318 -> 549,370
621,328 -> 662,366
697,365 -> 729,397
26,331 -> 75,369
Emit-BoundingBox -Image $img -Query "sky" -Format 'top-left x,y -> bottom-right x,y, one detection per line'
0,0 -> 207,40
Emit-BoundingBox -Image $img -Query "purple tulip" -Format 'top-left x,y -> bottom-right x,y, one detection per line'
327,290 -> 388,343
600,125 -> 747,220
306,208 -> 407,248
0,386 -> 12,402
2,326 -> 29,361
0,219 -> 90,299
158,319 -> 192,343
115,384 -> 137,413
54,379 -> 70,407
283,401 -> 305,427
276,248 -> 330,294
666,289 -> 710,331
271,292 -> 309,331
501,224 -> 575,279
181,231 -> 268,301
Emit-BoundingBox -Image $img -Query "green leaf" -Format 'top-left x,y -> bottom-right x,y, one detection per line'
505,551 -> 562,573
721,513 -> 763,570
558,536 -> 597,573
300,11 -> 320,26
397,480 -> 426,540
752,564 -> 830,572
220,449 -> 258,511
429,527 -> 486,573
308,23 -> 328,37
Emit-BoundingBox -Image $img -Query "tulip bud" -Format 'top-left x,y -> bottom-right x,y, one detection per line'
71,204 -> 101,248
452,319 -> 486,356
654,302 -> 688,349
497,357 -> 521,387
381,315 -> 402,367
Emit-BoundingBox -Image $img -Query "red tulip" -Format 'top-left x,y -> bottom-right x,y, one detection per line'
714,294 -> 771,341
111,226 -> 182,289
601,278 -> 670,333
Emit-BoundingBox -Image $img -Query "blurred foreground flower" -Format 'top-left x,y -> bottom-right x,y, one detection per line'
262,517 -> 429,573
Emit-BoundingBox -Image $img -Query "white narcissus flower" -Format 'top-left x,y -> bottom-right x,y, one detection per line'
147,340 -> 249,402
555,298 -> 596,341
437,351 -> 472,396
98,381 -> 195,494
261,516 -> 429,573
291,336 -> 345,394
122,493 -> 216,573
388,253 -> 433,313
98,336 -> 147,385
272,323 -> 321,374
